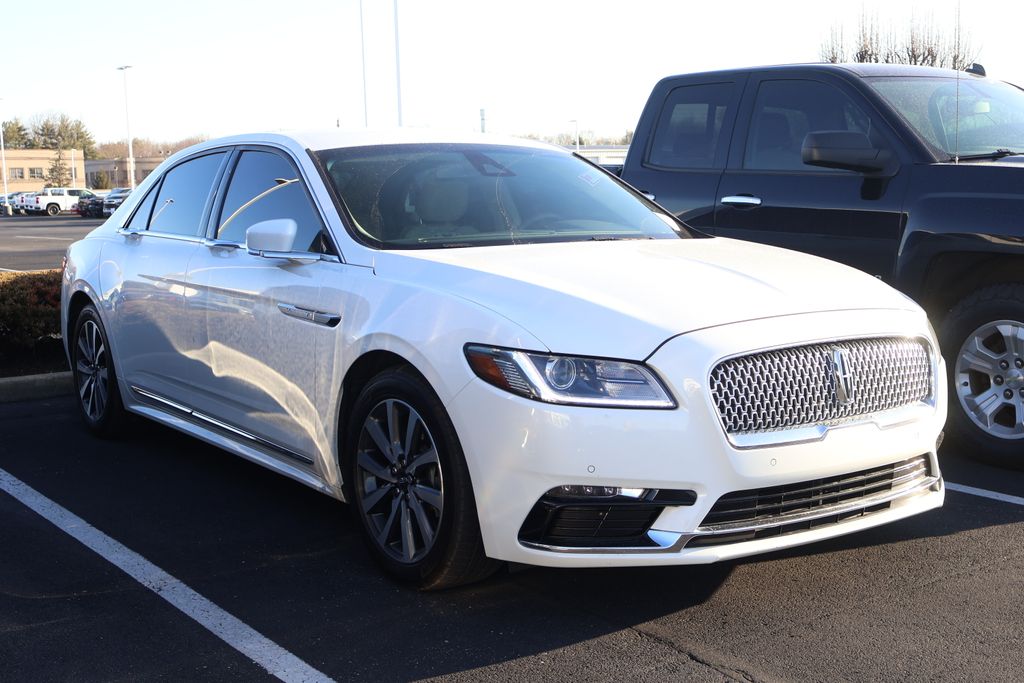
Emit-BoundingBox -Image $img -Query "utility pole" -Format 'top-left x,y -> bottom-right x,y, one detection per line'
118,65 -> 135,189
360,0 -> 369,127
0,101 -> 9,215
480,109 -> 486,133
394,0 -> 403,126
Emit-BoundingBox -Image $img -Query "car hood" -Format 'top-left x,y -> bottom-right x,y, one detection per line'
373,237 -> 919,359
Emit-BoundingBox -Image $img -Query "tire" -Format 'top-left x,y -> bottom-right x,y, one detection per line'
46,204 -> 60,216
345,367 -> 499,589
71,305 -> 127,437
940,283 -> 1024,469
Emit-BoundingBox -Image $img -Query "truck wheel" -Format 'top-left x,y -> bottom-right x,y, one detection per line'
46,204 -> 60,216
941,284 -> 1024,469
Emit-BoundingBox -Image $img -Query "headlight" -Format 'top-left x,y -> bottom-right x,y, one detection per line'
464,345 -> 676,409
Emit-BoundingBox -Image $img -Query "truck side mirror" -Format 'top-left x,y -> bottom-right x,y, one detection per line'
802,131 -> 891,174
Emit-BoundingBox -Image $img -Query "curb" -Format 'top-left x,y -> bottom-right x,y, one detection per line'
0,371 -> 74,403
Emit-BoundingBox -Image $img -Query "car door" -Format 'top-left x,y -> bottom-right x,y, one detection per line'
714,74 -> 909,280
622,76 -> 745,230
184,147 -> 341,464
104,151 -> 229,406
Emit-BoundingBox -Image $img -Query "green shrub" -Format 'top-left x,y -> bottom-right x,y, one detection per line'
0,269 -> 63,356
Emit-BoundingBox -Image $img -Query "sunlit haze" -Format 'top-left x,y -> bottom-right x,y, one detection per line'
4,0 -> 1021,144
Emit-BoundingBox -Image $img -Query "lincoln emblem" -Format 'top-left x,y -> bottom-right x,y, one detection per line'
833,348 -> 856,406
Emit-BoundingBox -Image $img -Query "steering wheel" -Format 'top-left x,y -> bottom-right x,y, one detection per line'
520,213 -> 564,230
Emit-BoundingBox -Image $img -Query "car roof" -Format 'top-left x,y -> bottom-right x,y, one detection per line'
182,129 -> 563,156
660,62 -> 984,81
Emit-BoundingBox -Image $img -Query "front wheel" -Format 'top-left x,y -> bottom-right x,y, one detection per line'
346,368 -> 499,589
71,305 -> 127,437
941,284 -> 1024,468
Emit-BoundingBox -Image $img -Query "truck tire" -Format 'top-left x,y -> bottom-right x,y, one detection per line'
940,283 -> 1024,469
46,204 -> 60,216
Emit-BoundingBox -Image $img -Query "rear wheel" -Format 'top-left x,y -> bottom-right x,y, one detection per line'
346,368 -> 499,589
941,284 -> 1024,468
46,203 -> 60,216
71,305 -> 127,437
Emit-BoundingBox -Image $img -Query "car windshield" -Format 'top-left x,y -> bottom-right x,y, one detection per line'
315,143 -> 693,249
866,76 -> 1024,158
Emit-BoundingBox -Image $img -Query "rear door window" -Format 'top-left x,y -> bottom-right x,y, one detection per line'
148,152 -> 226,236
646,82 -> 738,169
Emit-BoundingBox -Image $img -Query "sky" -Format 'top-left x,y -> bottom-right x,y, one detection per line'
3,0 -> 1021,145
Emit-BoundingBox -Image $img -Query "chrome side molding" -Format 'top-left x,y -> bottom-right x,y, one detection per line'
130,385 -> 314,464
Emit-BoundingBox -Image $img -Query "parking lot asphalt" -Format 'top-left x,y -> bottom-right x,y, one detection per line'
0,215 -> 102,271
1,396 -> 1022,681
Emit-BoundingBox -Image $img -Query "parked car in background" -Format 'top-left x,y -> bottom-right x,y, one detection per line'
62,130 -> 945,589
77,190 -> 111,218
102,187 -> 131,215
616,63 -> 1024,468
25,187 -> 98,216
0,192 -> 19,214
15,192 -> 37,215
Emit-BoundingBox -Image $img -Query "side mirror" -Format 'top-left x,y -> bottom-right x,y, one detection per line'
802,131 -> 891,174
246,218 -> 297,253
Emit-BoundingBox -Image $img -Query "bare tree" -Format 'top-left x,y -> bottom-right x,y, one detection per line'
94,135 -> 208,160
822,8 -> 975,69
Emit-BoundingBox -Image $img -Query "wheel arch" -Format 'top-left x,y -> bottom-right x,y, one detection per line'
335,349 -> 436,500
915,251 -> 1024,324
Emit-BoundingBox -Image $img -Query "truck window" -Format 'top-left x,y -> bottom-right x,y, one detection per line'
647,83 -> 735,169
744,79 -> 880,171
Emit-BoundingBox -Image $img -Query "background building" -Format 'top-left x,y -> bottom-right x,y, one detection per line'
84,157 -> 168,189
3,149 -> 86,192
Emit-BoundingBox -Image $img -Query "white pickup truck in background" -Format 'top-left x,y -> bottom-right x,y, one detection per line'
25,187 -> 98,216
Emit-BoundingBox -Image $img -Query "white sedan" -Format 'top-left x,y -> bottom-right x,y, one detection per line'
62,130 -> 946,588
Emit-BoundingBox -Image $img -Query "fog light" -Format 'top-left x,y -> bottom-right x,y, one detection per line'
546,485 -> 646,499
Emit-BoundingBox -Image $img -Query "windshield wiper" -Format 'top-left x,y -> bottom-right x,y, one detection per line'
950,148 -> 1022,161
589,235 -> 654,241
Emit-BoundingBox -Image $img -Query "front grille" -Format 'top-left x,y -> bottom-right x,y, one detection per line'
687,455 -> 931,548
710,337 -> 932,435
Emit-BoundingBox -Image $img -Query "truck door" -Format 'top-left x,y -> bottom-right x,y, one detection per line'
622,76 -> 745,231
714,74 -> 908,280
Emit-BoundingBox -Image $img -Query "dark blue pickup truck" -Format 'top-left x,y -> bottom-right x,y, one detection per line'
616,63 -> 1024,467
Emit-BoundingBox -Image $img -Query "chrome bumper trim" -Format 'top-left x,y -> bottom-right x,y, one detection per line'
518,472 -> 940,556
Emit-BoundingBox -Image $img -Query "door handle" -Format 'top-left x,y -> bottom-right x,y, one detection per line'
721,195 -> 762,207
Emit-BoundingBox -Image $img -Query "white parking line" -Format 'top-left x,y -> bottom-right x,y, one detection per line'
12,235 -> 76,241
946,481 -> 1024,507
0,468 -> 334,683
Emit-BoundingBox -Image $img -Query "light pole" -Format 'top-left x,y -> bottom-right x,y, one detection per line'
117,65 -> 135,189
359,0 -> 368,127
0,102 -> 9,215
569,120 -> 580,151
394,0 -> 402,126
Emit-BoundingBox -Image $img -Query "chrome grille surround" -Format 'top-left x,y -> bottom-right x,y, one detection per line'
709,336 -> 933,446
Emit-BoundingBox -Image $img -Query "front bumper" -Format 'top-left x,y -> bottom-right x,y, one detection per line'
449,308 -> 946,568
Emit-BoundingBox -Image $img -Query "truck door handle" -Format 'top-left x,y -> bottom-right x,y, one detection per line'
721,195 -> 762,207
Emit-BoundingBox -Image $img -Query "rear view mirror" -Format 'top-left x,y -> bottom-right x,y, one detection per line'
246,219 -> 298,253
802,131 -> 890,174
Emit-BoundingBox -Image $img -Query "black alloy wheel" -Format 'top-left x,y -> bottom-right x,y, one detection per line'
71,305 -> 126,436
347,367 -> 499,589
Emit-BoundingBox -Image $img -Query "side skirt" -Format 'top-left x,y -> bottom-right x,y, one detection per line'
125,385 -> 342,501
